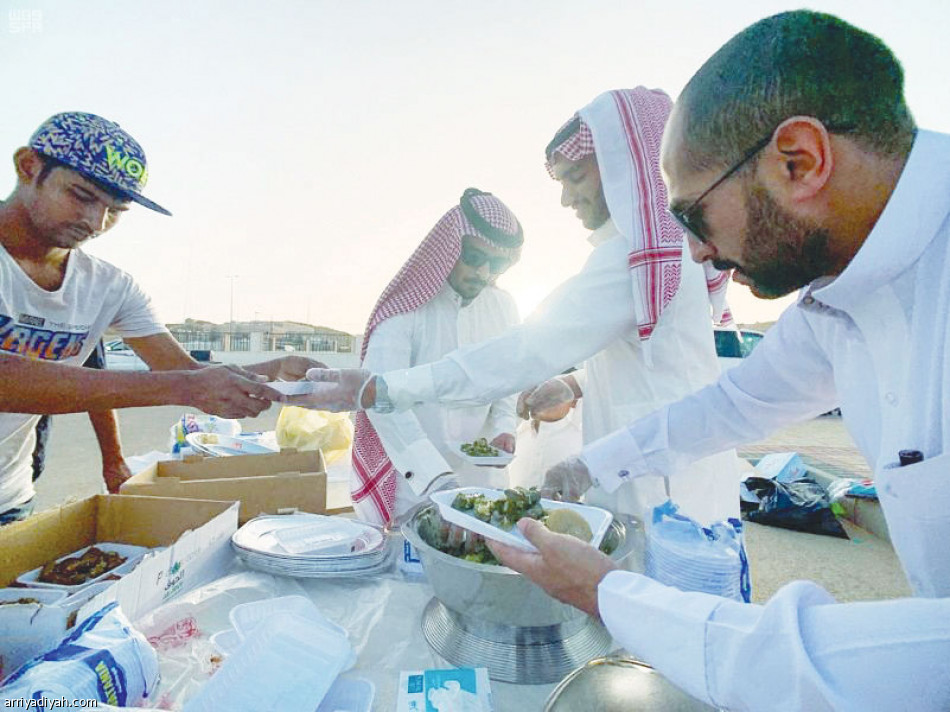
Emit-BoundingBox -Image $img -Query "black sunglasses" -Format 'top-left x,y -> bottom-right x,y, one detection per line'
459,245 -> 512,274
670,123 -> 854,245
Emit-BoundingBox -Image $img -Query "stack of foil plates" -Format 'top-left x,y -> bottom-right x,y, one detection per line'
231,514 -> 392,578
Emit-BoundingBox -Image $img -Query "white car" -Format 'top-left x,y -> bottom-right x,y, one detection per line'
714,328 -> 765,371
104,339 -> 149,371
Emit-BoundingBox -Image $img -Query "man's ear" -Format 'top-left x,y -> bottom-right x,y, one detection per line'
13,147 -> 43,184
766,117 -> 834,202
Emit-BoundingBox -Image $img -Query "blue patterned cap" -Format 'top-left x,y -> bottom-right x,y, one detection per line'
28,111 -> 171,216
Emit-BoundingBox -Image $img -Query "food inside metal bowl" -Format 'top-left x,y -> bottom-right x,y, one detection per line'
404,504 -> 644,683
405,504 -> 636,627
415,498 -> 619,565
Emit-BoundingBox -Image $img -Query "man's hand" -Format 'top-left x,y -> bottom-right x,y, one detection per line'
291,368 -> 374,412
102,459 -> 132,494
487,518 -> 617,618
490,433 -> 516,454
182,364 -> 282,419
524,377 -> 577,422
516,387 -> 536,420
540,457 -> 593,501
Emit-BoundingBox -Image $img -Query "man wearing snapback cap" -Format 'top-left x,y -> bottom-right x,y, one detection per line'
0,111 -> 321,522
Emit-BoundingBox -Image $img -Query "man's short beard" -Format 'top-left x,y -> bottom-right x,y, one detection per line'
738,183 -> 836,298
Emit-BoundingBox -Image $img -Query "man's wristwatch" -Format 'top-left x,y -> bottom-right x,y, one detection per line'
372,375 -> 395,414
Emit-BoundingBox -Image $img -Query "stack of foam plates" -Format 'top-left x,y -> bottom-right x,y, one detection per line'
644,519 -> 743,601
185,432 -> 278,457
231,514 -> 392,578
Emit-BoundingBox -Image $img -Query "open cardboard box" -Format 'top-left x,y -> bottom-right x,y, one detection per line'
0,494 -> 239,680
120,449 -> 349,524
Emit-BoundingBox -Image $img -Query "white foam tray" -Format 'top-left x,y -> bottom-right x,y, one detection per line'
16,543 -> 150,591
430,487 -> 613,552
452,442 -> 514,467
0,588 -> 67,606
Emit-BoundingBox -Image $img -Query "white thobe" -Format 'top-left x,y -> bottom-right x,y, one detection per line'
383,220 -> 741,524
362,284 -> 519,518
581,130 -> 950,709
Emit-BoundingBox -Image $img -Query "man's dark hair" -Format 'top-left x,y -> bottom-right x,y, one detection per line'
35,154 -> 62,186
678,10 -> 916,171
34,153 -> 129,202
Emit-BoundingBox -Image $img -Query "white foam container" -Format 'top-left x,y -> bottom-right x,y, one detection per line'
452,442 -> 514,467
0,588 -> 67,606
0,589 -> 70,680
15,543 -> 150,591
431,487 -> 613,552
317,676 -> 375,712
229,595 -> 347,640
183,610 -> 352,712
209,628 -> 243,656
57,581 -> 117,623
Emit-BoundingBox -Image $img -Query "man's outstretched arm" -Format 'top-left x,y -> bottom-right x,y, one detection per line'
491,518 -> 950,712
0,351 -> 281,419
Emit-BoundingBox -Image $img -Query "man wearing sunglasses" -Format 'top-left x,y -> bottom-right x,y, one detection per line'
486,10 -> 950,711
348,189 -> 523,525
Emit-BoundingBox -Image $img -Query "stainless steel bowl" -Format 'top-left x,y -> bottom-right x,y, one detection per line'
402,504 -> 644,683
544,656 -> 718,711
403,504 -> 642,627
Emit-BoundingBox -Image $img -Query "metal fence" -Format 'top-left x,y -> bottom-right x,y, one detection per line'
168,329 -> 353,353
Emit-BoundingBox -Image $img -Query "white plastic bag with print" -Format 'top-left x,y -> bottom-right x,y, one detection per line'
0,602 -> 159,708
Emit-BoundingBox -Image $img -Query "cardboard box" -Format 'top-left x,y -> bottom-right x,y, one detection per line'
0,495 -> 239,680
120,449 -> 339,524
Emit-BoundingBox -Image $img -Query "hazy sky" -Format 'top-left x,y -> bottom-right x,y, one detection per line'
3,0 -> 948,333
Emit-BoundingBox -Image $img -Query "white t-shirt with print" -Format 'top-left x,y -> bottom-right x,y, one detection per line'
0,246 -> 167,511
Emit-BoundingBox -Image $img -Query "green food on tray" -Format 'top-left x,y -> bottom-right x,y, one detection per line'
460,438 -> 501,457
417,493 -> 617,566
452,487 -> 545,531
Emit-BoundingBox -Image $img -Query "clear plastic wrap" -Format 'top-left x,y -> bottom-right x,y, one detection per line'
133,572 -> 303,710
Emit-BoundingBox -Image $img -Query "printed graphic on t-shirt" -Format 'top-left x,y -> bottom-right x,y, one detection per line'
0,313 -> 88,360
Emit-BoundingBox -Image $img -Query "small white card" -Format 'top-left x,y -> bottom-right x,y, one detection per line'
266,380 -> 317,396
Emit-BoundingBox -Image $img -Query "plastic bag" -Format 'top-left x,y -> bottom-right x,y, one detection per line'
276,406 -> 354,464
133,571 -> 303,710
0,602 -> 159,708
742,475 -> 849,538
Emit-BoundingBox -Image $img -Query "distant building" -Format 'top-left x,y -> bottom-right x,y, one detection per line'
165,319 -> 356,353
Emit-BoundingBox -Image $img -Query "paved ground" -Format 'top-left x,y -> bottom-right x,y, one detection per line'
30,407 -> 912,603
738,413 -> 872,480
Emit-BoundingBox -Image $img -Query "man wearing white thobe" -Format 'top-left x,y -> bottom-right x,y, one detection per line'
350,189 -> 522,524
487,12 -> 950,712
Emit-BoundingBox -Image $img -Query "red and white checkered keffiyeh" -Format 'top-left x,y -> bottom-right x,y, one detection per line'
352,192 -> 522,525
547,88 -> 733,340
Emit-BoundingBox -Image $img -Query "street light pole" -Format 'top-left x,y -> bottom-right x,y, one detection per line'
226,275 -> 239,351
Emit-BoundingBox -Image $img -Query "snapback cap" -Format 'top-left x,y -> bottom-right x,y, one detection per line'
28,111 -> 171,216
